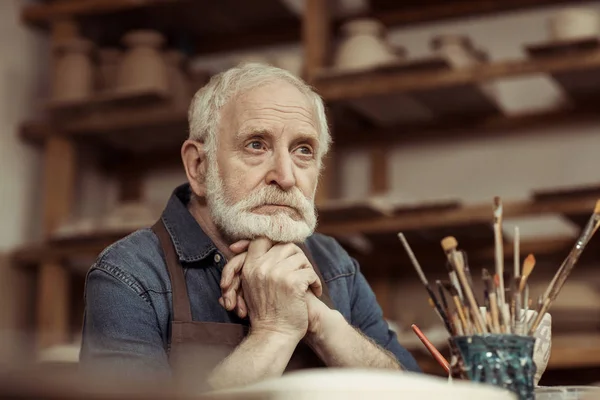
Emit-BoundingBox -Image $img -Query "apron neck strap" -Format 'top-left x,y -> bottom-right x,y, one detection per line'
152,219 -> 193,322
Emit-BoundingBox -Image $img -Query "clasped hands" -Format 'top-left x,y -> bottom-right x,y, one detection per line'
219,237 -> 333,341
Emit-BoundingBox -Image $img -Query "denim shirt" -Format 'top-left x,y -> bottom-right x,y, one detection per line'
80,184 -> 421,375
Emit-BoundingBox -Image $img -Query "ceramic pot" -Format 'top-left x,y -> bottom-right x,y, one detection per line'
52,37 -> 94,102
334,18 -> 401,72
430,34 -> 485,68
117,30 -> 169,93
96,47 -> 122,92
164,50 -> 192,109
548,8 -> 600,40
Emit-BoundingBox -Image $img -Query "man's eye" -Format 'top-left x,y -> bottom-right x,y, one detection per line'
247,141 -> 264,150
296,146 -> 313,155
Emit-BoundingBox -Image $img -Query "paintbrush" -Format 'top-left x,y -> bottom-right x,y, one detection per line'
530,200 -> 600,333
519,254 -> 536,293
441,237 -> 487,334
411,324 -> 450,373
482,268 -> 500,333
441,281 -> 471,334
398,233 -> 453,333
493,196 -> 505,305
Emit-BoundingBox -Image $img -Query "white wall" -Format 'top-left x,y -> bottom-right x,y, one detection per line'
0,0 -> 46,252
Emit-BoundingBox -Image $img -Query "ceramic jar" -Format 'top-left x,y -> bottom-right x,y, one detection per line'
117,30 -> 169,93
548,8 -> 600,41
164,50 -> 192,109
51,37 -> 94,102
430,34 -> 485,68
96,47 -> 122,92
334,18 -> 401,72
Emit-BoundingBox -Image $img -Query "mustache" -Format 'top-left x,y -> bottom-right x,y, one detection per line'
236,186 -> 313,212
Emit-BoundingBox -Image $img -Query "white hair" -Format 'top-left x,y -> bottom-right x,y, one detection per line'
187,63 -> 332,165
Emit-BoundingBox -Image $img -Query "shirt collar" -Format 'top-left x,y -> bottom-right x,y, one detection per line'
160,183 -> 217,263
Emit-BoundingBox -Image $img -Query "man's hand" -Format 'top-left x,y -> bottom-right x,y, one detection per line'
220,238 -> 322,340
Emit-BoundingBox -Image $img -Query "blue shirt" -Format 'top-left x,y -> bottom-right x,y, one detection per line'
80,183 -> 421,374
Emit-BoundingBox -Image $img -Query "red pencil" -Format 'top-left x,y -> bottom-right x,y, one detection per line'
411,324 -> 450,374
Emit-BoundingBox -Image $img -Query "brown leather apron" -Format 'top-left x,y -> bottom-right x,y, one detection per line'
152,219 -> 334,387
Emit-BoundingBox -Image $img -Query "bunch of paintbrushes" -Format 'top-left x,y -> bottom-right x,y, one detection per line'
398,197 -> 600,338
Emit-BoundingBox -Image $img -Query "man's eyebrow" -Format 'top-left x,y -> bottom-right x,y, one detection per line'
236,127 -> 271,139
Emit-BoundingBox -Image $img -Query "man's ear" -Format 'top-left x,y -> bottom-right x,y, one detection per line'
181,139 -> 208,197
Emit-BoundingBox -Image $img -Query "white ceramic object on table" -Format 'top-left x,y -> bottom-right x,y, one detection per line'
334,18 -> 402,72
548,8 -> 600,41
211,368 -> 517,400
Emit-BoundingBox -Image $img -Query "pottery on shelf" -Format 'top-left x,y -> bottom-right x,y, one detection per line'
548,8 -> 600,41
430,34 -> 487,68
96,47 -> 122,92
101,201 -> 157,231
51,37 -> 94,102
333,18 -> 402,72
164,49 -> 192,109
117,30 -> 169,94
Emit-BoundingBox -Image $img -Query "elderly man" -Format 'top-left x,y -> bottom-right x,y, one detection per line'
80,63 -> 420,389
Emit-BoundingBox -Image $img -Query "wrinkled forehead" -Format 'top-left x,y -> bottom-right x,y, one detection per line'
219,81 -> 320,141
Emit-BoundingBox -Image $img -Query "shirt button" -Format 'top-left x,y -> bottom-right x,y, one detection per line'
214,253 -> 222,263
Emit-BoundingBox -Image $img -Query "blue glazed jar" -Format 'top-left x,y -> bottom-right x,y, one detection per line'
451,334 -> 537,400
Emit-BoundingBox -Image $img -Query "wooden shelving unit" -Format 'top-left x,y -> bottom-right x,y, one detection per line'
16,0 -> 600,382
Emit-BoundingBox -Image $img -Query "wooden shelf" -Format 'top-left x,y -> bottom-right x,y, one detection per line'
313,47 -> 600,102
12,193 -> 600,268
22,0 -> 301,55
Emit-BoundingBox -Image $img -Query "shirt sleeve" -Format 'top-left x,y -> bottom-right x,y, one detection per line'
349,258 -> 422,373
80,265 -> 171,380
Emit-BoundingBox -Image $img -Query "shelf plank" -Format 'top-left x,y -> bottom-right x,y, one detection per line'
318,196 -> 599,236
313,49 -> 600,101
369,0 -> 592,28
22,0 -> 180,23
12,195 -> 600,267
526,38 -> 600,103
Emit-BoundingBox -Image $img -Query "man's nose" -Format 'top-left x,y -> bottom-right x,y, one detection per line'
265,151 -> 296,191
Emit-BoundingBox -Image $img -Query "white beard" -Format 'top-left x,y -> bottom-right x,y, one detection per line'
204,160 -> 317,243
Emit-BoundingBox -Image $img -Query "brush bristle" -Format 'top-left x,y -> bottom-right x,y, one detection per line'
441,236 -> 458,252
442,281 -> 458,296
594,199 -> 600,215
482,268 -> 491,281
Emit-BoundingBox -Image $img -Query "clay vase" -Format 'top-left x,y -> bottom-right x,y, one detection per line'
96,47 -> 122,92
548,8 -> 600,41
164,50 -> 192,109
334,18 -> 401,72
430,34 -> 484,68
52,37 -> 94,102
117,30 -> 169,94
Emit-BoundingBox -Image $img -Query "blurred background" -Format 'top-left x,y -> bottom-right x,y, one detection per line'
2,0 -> 600,388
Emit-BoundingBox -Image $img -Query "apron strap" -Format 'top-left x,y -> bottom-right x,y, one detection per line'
152,219 -> 193,323
298,243 -> 335,310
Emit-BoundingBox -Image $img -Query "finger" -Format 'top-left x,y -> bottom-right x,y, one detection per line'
266,242 -> 302,261
236,288 -> 247,319
294,268 -> 323,298
222,274 -> 241,311
247,237 -> 274,261
220,252 -> 247,289
230,240 -> 250,254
